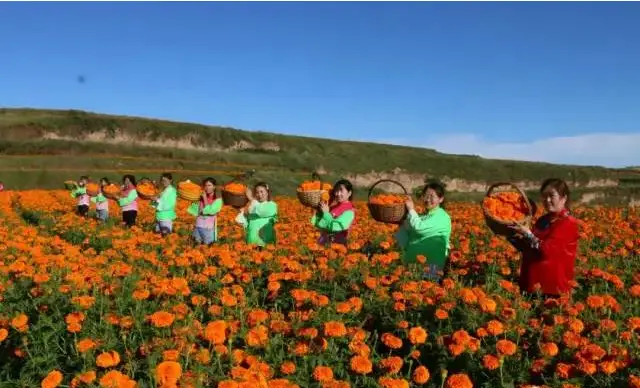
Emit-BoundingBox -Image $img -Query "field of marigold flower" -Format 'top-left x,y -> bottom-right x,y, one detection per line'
0,190 -> 639,388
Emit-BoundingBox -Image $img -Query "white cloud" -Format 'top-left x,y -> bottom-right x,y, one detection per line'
378,133 -> 640,168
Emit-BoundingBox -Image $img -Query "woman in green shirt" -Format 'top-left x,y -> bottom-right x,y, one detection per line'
311,179 -> 356,246
91,177 -> 110,222
235,182 -> 278,247
187,177 -> 223,245
395,181 -> 452,282
150,172 -> 178,237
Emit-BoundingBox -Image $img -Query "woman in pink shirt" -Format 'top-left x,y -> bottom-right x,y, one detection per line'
116,175 -> 139,227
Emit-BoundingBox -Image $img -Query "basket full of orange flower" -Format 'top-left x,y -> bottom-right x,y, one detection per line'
177,179 -> 202,202
222,179 -> 248,209
482,182 -> 533,237
297,172 -> 332,208
102,183 -> 121,200
136,180 -> 159,201
367,179 -> 409,224
85,182 -> 100,197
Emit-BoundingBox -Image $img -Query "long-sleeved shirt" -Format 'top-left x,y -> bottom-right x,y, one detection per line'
71,186 -> 90,207
91,192 -> 109,211
118,188 -> 138,212
188,197 -> 223,235
311,206 -> 355,245
395,206 -> 452,270
151,185 -> 177,221
235,200 -> 278,246
511,209 -> 579,295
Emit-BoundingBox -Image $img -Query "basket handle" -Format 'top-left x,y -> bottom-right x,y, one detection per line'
367,179 -> 409,202
484,182 -> 533,218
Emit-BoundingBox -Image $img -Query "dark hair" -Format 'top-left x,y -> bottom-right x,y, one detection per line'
422,181 -> 446,209
254,181 -> 272,200
100,177 -> 110,185
161,172 -> 173,181
123,175 -> 136,186
331,179 -> 354,203
202,177 -> 217,186
79,175 -> 89,181
540,178 -> 571,209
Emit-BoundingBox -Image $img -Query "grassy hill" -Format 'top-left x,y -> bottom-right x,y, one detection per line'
0,107 -> 638,204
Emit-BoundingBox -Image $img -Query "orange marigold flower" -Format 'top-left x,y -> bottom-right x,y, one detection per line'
41,370 -> 63,388
408,327 -> 428,345
204,320 -> 227,345
149,311 -> 175,328
312,366 -> 334,382
496,339 -> 517,357
412,365 -> 430,384
445,373 -> 473,388
280,361 -> 296,375
324,321 -> 347,337
156,361 -> 182,385
349,355 -> 373,375
381,333 -> 403,349
96,351 -> 121,368
482,354 -> 501,370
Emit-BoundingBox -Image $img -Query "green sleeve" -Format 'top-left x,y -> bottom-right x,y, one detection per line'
156,187 -> 177,211
312,209 -> 354,233
249,200 -> 277,218
202,198 -> 223,216
187,202 -> 199,217
70,187 -> 86,198
118,190 -> 138,207
91,193 -> 107,203
407,208 -> 451,237
235,212 -> 248,228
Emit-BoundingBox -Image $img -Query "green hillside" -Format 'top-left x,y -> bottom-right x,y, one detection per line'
0,108 -> 636,203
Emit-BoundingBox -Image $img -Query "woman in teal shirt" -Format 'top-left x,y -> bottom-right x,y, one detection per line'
235,182 -> 278,247
151,172 -> 178,237
395,181 -> 452,281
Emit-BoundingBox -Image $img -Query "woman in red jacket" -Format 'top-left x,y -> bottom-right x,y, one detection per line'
509,178 -> 580,298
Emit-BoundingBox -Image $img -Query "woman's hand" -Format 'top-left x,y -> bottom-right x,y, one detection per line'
508,222 -> 531,237
405,198 -> 415,211
245,188 -> 254,201
319,201 -> 330,214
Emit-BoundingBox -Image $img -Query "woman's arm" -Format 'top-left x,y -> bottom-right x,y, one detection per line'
202,198 -> 223,216
248,200 -> 278,218
406,209 -> 451,237
312,209 -> 354,232
118,190 -> 138,207
155,188 -> 177,211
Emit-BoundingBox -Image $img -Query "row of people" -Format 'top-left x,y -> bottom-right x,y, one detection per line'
68,174 -> 579,298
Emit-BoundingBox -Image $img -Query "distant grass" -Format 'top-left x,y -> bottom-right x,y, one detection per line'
0,108 -> 625,185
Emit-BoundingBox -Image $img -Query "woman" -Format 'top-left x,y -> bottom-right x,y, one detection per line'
235,182 -> 278,247
395,181 -> 452,282
91,177 -> 110,222
509,178 -> 580,298
311,179 -> 356,246
117,175 -> 139,228
188,177 -> 223,245
71,175 -> 90,218
151,172 -> 178,237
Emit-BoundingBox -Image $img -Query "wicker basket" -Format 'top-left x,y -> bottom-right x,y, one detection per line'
367,179 -> 409,224
137,182 -> 159,201
177,180 -> 202,202
221,175 -> 249,209
86,183 -> 100,197
297,172 -> 328,208
482,182 -> 533,238
102,184 -> 121,201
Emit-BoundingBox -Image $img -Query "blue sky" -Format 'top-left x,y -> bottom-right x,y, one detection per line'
1,2 -> 639,167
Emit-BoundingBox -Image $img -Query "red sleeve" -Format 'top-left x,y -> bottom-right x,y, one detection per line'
535,217 -> 579,259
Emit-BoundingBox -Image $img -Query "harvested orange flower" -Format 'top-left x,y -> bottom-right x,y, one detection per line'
85,182 -> 100,196
369,194 -> 407,205
297,181 -> 332,192
483,191 -> 530,222
102,183 -> 121,197
137,181 -> 158,198
223,182 -> 246,194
